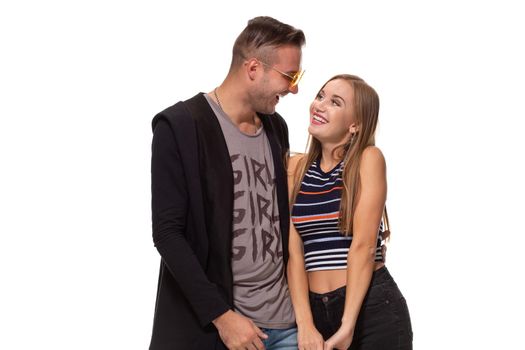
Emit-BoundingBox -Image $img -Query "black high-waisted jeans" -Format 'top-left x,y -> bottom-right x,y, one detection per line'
309,267 -> 413,350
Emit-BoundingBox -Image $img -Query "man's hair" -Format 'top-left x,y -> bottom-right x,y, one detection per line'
231,16 -> 305,68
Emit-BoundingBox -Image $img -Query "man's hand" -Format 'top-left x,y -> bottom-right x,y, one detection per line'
381,243 -> 387,262
213,310 -> 268,350
381,229 -> 390,262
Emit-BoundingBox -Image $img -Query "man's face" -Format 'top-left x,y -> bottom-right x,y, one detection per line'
252,45 -> 302,114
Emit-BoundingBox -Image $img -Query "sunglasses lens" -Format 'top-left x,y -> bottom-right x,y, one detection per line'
290,70 -> 304,88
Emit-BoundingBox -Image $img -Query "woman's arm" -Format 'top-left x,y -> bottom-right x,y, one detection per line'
286,154 -> 324,350
325,146 -> 387,350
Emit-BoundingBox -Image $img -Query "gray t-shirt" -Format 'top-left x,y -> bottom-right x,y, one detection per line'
205,95 -> 295,329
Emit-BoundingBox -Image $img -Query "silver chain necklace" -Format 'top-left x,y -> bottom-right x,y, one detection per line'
213,87 -> 259,135
213,87 -> 224,112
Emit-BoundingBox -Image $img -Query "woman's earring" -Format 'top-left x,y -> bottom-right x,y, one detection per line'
350,132 -> 356,145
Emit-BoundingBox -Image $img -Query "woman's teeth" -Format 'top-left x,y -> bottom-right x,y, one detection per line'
313,115 -> 327,124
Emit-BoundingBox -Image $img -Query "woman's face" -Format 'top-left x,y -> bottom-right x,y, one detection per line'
308,78 -> 357,145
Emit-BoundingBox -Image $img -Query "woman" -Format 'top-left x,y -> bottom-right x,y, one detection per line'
287,74 -> 412,350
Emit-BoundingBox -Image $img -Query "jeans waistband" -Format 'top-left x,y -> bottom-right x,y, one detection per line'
309,285 -> 346,300
370,266 -> 392,284
308,266 -> 392,300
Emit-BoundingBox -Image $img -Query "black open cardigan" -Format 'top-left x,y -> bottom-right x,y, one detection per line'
149,93 -> 290,349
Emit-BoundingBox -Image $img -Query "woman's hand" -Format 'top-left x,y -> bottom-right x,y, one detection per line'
323,325 -> 354,350
297,323 -> 324,350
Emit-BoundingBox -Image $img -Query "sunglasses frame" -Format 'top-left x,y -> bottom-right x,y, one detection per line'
257,59 -> 305,89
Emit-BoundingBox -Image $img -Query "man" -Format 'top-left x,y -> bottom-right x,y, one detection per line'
150,17 -> 306,349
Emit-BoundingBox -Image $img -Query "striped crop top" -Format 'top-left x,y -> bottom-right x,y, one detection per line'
291,159 -> 384,272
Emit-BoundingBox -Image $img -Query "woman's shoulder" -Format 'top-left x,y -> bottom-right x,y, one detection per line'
360,146 -> 386,175
362,145 -> 384,159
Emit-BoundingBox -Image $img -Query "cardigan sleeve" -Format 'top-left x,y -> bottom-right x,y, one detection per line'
151,118 -> 231,327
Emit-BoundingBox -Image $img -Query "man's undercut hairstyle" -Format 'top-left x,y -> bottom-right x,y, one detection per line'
231,16 -> 305,67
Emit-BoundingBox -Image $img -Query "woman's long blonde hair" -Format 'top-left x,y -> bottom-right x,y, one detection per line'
291,74 -> 389,237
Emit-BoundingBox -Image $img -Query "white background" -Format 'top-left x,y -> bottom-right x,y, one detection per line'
1,0 -> 524,349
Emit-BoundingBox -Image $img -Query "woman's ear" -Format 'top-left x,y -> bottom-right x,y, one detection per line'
349,123 -> 358,134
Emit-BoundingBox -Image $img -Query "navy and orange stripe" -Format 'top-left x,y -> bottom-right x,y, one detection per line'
291,159 -> 383,272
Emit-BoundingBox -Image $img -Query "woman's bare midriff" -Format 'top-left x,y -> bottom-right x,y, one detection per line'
308,262 -> 385,294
